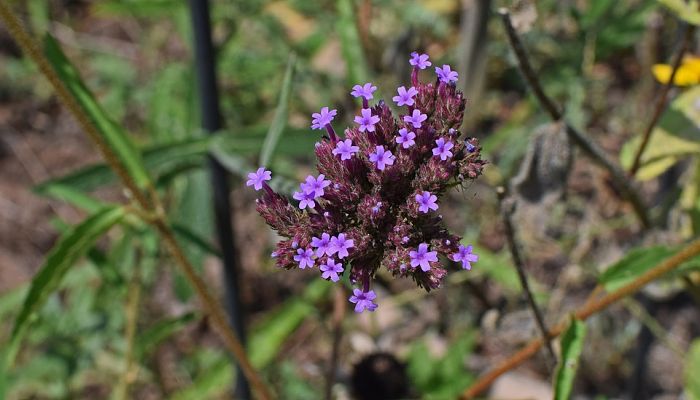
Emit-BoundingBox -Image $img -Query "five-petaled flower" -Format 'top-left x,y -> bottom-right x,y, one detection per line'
393,86 -> 418,107
294,247 -> 315,269
248,51 -> 487,313
311,107 -> 337,130
302,174 -> 331,198
311,232 -> 332,257
409,52 -> 431,69
416,191 -> 438,213
332,139 -> 359,160
396,128 -> 416,149
404,109 -> 427,129
451,244 -> 478,270
245,167 -> 271,191
432,138 -> 454,160
349,289 -> 378,313
409,243 -> 438,272
435,64 -> 458,84
330,233 -> 354,259
354,108 -> 381,132
369,145 -> 396,170
351,82 -> 377,100
320,258 -> 344,282
293,189 -> 316,210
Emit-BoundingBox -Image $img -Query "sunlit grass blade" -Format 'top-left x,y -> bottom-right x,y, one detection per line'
249,279 -> 332,368
136,312 -> 198,358
260,53 -> 297,167
1,206 -> 126,381
553,318 -> 586,400
43,35 -> 151,189
337,0 -> 370,85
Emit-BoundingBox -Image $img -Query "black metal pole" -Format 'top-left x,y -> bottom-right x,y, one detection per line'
188,1 -> 250,398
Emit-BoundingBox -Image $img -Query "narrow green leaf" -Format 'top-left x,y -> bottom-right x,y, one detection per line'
260,53 -> 297,167
170,358 -> 232,400
2,206 -> 125,374
43,35 -> 151,189
598,246 -> 676,292
337,0 -> 370,84
136,312 -> 197,358
659,0 -> 700,25
249,279 -> 332,368
172,223 -> 221,258
687,339 -> 700,400
36,183 -> 112,213
554,318 -> 587,400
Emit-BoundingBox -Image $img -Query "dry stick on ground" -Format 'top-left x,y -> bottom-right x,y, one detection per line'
0,4 -> 274,400
630,23 -> 695,176
498,7 -> 651,229
496,187 -> 556,365
324,286 -> 347,400
460,236 -> 700,399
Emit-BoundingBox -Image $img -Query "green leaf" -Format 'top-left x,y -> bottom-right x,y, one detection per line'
260,53 -> 297,167
659,0 -> 700,25
620,129 -> 700,181
599,246 -> 676,292
2,207 -> 126,376
686,339 -> 700,400
553,318 -> 587,400
43,35 -> 151,189
337,0 -> 370,85
172,223 -> 221,258
35,183 -> 112,213
170,358 -> 233,400
249,279 -> 332,368
136,312 -> 197,358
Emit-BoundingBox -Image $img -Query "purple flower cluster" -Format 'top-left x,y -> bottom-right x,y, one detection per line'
249,52 -> 486,312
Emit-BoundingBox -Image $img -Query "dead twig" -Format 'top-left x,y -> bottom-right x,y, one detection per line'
498,7 -> 651,229
461,236 -> 700,398
496,186 -> 556,366
629,23 -> 695,176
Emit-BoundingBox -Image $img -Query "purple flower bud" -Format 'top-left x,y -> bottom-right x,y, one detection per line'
435,64 -> 458,84
351,82 -> 377,100
332,139 -> 360,160
409,52 -> 431,69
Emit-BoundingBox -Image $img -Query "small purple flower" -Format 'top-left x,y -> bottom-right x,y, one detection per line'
355,108 -> 381,133
404,109 -> 427,129
371,202 -> 382,214
409,52 -> 431,70
311,107 -> 337,130
294,247 -> 315,269
415,191 -> 438,213
369,146 -> 396,171
302,174 -> 331,198
435,64 -> 458,84
329,233 -> 354,259
332,139 -> 360,160
452,244 -> 478,270
432,138 -> 454,161
293,189 -> 316,210
396,128 -> 416,149
392,86 -> 418,107
246,167 -> 271,191
349,288 -> 378,313
320,258 -> 344,282
351,83 -> 377,100
466,142 -> 476,153
311,232 -> 332,257
409,243 -> 438,272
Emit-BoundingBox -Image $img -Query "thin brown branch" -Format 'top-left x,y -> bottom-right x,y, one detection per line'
461,236 -> 700,399
630,23 -> 695,176
496,187 -> 556,365
498,7 -> 651,229
324,286 -> 346,400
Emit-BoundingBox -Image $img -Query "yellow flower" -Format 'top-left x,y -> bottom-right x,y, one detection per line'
652,56 -> 700,86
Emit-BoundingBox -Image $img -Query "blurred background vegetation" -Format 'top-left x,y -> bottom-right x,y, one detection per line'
1,0 -> 700,399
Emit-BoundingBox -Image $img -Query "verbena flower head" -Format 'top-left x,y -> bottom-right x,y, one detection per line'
351,82 -> 378,100
393,86 -> 418,107
250,52 -> 486,312
246,167 -> 271,191
436,65 -> 459,84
